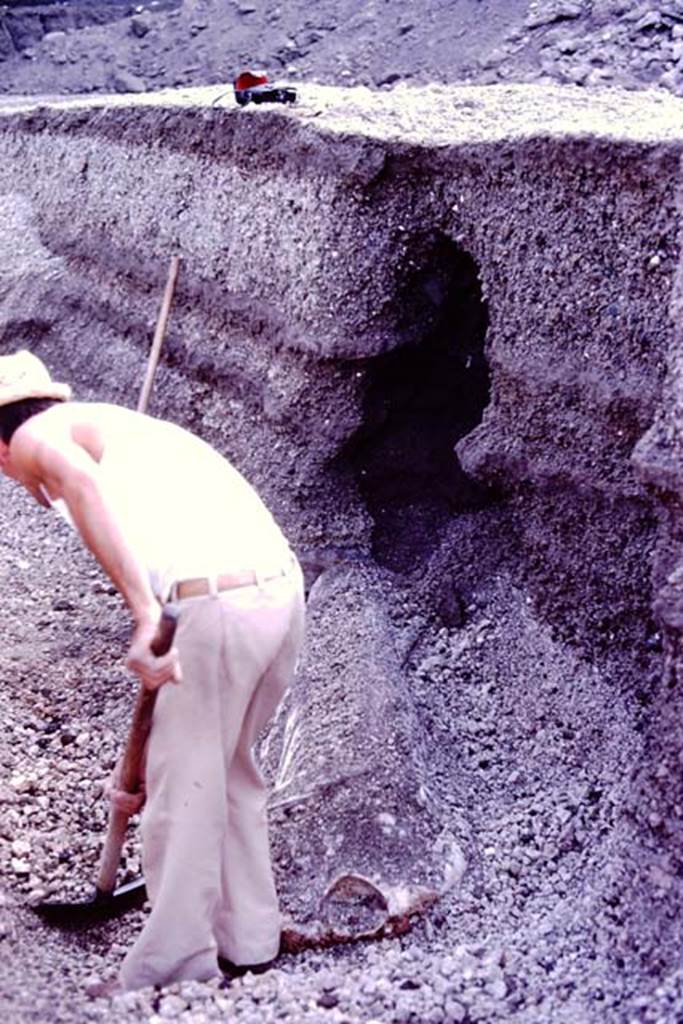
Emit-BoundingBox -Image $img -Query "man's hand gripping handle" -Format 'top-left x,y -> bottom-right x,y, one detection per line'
97,605 -> 179,895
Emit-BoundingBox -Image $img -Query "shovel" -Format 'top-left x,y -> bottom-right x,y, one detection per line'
34,605 -> 179,927
33,256 -> 181,928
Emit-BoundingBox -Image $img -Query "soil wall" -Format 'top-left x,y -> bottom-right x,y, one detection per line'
0,85 -> 679,533
0,86 -> 679,601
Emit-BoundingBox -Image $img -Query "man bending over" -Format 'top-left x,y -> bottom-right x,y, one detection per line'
0,350 -> 305,992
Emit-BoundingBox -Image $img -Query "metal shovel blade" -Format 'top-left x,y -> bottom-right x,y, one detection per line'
32,877 -> 147,928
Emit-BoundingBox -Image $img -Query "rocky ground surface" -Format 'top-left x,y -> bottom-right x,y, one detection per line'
0,0 -> 682,99
0,479 -> 677,1024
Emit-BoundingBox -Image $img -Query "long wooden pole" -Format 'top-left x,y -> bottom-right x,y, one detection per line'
96,254 -> 181,896
136,254 -> 180,414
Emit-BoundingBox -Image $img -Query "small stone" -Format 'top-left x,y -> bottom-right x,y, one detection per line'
660,67 -> 683,91
525,1 -> 584,29
557,37 -> 581,53
455,948 -> 478,978
11,839 -> 30,857
444,999 -> 467,1023
9,775 -> 33,794
634,10 -> 664,32
440,954 -> 458,977
649,864 -> 674,890
488,976 -> 508,999
110,70 -> 147,94
129,13 -> 153,38
317,991 -> 339,1008
11,858 -> 30,875
158,994 -> 188,1017
43,29 -> 68,62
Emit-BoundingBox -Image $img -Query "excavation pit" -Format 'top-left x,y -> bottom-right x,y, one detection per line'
0,81 -> 681,1022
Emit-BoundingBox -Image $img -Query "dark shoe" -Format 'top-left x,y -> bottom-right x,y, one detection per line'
218,956 -> 275,978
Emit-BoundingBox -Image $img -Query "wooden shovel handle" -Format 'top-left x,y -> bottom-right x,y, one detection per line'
118,608 -> 178,792
96,606 -> 179,894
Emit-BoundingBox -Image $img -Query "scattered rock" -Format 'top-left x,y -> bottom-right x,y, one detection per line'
525,2 -> 586,30
110,69 -> 147,94
129,14 -> 153,39
317,991 -> 339,1008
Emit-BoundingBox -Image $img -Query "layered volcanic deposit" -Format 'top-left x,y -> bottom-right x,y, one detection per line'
0,81 -> 682,1022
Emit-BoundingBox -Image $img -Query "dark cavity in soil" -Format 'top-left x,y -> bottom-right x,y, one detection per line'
342,237 -> 493,573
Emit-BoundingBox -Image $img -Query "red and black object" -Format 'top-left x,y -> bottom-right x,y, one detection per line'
233,70 -> 297,107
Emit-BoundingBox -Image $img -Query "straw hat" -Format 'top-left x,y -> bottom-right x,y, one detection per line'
0,351 -> 71,407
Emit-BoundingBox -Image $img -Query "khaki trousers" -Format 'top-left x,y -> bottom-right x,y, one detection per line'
119,561 -> 305,991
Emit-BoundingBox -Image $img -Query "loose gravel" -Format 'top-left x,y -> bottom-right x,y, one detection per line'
1,485 -> 678,1023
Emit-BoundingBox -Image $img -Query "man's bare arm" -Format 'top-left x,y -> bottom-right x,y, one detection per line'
11,424 -> 158,624
9,421 -> 179,689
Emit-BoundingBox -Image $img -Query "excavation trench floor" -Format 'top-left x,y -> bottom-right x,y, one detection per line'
0,479 -> 669,1023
